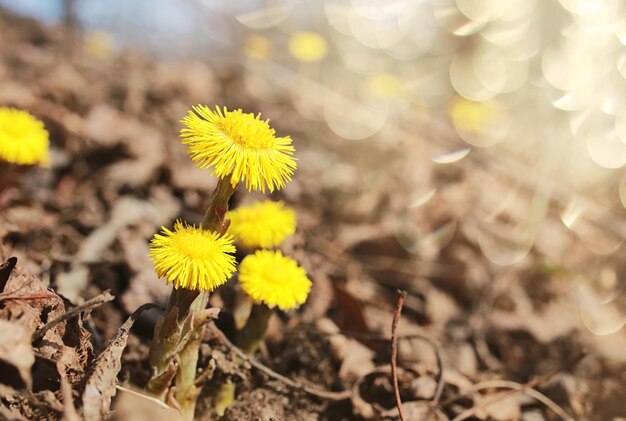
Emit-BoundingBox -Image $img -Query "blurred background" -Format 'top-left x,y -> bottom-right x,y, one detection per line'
1,0 -> 626,418
5,0 -> 625,260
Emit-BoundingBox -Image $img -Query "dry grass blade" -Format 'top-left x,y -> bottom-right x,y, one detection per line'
465,380 -> 575,421
391,290 -> 407,421
452,372 -> 574,421
115,385 -> 172,409
32,290 -> 115,341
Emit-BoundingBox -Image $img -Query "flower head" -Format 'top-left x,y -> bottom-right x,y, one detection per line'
0,107 -> 49,166
228,200 -> 296,249
239,250 -> 311,311
149,220 -> 236,291
180,105 -> 297,193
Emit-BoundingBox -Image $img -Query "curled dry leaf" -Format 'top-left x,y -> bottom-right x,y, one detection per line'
0,401 -> 27,421
0,258 -> 101,418
82,303 -> 157,421
0,320 -> 35,390
316,317 -> 375,382
114,385 -> 181,421
0,256 -> 17,290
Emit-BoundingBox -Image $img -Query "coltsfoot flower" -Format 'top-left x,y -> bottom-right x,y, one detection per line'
239,250 -> 311,311
227,200 -> 296,249
180,105 -> 297,193
149,220 -> 236,291
0,107 -> 49,166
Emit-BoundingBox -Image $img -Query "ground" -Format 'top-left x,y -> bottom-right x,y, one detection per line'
1,8 -> 625,421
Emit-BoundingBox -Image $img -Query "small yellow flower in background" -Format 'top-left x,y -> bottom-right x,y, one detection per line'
244,35 -> 272,60
289,32 -> 327,62
84,31 -> 116,58
149,220 -> 236,292
239,250 -> 311,311
228,200 -> 296,249
0,107 -> 49,166
450,97 -> 498,133
181,105 -> 297,193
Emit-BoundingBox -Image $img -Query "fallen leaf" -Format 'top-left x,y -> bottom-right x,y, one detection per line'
0,256 -> 17,291
316,318 -> 375,381
82,303 -> 156,420
114,385 -> 181,421
0,320 -> 35,389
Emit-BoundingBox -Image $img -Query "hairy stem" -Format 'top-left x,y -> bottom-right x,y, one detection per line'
147,177 -> 236,419
235,303 -> 273,354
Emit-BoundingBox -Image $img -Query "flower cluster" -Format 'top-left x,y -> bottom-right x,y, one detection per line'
149,105 -> 310,310
0,107 -> 49,166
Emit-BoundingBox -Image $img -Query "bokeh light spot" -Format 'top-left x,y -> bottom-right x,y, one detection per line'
289,32 -> 328,62
363,73 -> 404,99
244,35 -> 272,60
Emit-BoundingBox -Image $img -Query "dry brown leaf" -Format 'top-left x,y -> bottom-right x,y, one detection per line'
0,401 -> 27,421
479,393 -> 526,421
57,190 -> 180,300
0,256 -> 17,290
82,303 -> 155,421
0,320 -> 35,390
84,104 -> 126,145
0,262 -> 66,352
119,228 -> 170,313
114,386 -> 181,421
105,124 -> 165,188
60,374 -> 80,421
316,318 -> 375,381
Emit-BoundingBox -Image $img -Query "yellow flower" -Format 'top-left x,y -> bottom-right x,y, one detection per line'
228,200 -> 296,249
0,107 -> 49,166
239,250 -> 311,311
85,30 -> 116,58
289,32 -> 327,62
180,106 -> 297,193
149,220 -> 236,292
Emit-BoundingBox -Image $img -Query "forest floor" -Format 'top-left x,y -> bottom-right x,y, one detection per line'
1,8 -> 625,421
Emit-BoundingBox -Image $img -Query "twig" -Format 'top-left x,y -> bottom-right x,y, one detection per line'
0,293 -> 58,301
32,290 -> 115,341
208,323 -> 351,401
391,290 -> 407,421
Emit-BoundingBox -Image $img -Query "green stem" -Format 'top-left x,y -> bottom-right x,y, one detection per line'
174,291 -> 208,420
146,287 -> 199,398
214,303 -> 272,417
235,303 -> 273,354
202,178 -> 236,232
147,177 -> 237,419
